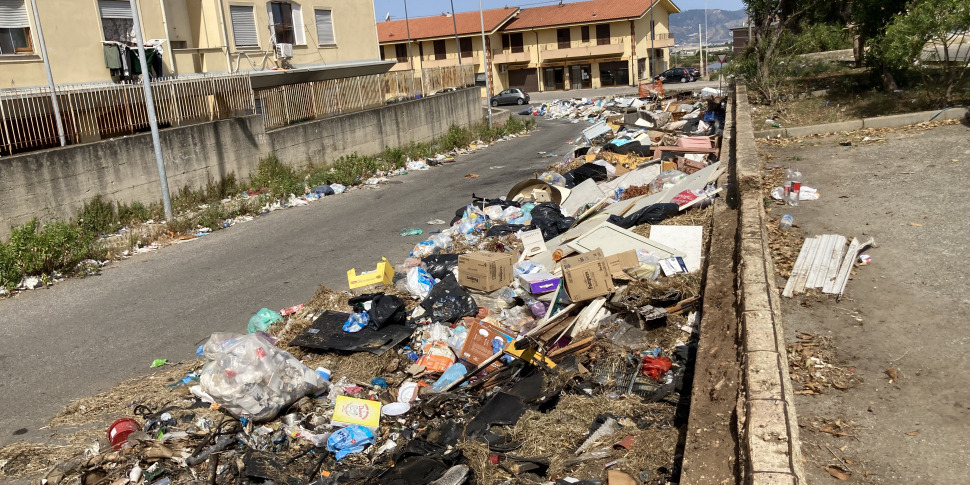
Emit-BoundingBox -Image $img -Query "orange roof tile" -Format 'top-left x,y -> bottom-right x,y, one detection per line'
502,0 -> 664,31
378,7 -> 520,43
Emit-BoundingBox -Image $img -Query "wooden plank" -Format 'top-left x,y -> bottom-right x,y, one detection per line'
826,237 -> 860,295
793,236 -> 821,294
821,235 -> 848,293
548,336 -> 594,357
783,238 -> 813,298
805,235 -> 835,289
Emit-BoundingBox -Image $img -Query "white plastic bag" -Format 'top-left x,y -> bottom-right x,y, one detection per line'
199,333 -> 328,422
406,267 -> 435,300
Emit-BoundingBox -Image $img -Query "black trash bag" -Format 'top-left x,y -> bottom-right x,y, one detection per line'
348,293 -> 407,330
422,254 -> 460,280
420,274 -> 478,323
574,146 -> 591,157
486,224 -> 526,237
563,163 -> 608,188
530,202 -> 576,240
607,203 -> 680,229
369,294 -> 407,329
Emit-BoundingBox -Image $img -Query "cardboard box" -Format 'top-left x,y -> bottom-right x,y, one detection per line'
347,257 -> 394,289
560,252 -> 615,301
460,320 -> 513,371
332,395 -> 381,429
517,229 -> 547,259
458,252 -> 514,291
605,250 -> 640,279
559,248 -> 605,270
518,272 -> 561,294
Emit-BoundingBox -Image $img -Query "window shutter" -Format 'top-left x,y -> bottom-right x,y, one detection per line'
98,0 -> 133,19
0,0 -> 28,29
230,5 -> 258,47
315,9 -> 334,45
291,3 -> 305,45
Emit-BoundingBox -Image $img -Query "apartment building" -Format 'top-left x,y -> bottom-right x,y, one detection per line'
0,0 -> 385,88
376,0 -> 680,95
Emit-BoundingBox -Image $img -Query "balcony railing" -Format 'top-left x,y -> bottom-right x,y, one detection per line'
539,39 -> 625,60
491,46 -> 531,64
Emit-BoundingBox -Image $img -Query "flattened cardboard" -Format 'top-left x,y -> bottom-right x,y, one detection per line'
605,250 -> 640,278
458,252 -> 514,291
559,248 -> 605,270
460,320 -> 513,371
332,395 -> 382,429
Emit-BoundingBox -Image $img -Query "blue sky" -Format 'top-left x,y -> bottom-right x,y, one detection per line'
372,0 -> 746,21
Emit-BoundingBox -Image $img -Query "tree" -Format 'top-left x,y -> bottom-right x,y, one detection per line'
847,0 -> 910,90
882,0 -> 970,103
741,0 -> 825,103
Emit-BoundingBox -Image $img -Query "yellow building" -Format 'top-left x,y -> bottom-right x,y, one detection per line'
376,0 -> 679,96
0,0 -> 386,88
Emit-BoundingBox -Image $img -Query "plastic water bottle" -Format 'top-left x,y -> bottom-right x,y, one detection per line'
399,228 -> 423,236
787,170 -> 802,207
780,215 -> 793,231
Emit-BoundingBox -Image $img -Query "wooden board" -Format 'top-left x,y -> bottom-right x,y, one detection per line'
783,238 -> 814,298
793,236 -> 821,294
567,222 -> 686,259
821,235 -> 848,293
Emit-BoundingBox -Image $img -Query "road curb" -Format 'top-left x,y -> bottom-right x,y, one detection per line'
735,84 -> 805,484
753,107 -> 969,138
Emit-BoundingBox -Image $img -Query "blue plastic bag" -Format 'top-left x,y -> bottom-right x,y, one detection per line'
342,312 -> 369,333
326,425 -> 374,460
431,362 -> 468,392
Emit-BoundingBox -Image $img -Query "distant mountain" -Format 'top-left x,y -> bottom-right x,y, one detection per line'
669,9 -> 748,48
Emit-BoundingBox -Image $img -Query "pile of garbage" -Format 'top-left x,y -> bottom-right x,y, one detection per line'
12,94 -> 728,485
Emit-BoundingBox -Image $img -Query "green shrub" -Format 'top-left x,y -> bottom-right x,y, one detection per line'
440,124 -> 473,151
249,155 -> 304,198
117,201 -> 151,225
77,195 -> 119,236
0,218 -> 97,289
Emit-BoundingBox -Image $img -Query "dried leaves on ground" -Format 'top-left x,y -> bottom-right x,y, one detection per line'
788,332 -> 859,394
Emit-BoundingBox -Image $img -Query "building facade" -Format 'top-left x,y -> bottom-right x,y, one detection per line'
376,0 -> 680,96
0,0 -> 384,88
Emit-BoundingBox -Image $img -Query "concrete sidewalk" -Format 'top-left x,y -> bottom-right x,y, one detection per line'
0,118 -> 583,448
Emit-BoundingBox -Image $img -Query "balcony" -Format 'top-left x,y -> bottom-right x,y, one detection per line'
539,40 -> 624,61
420,57 -> 464,69
649,33 -> 675,48
491,46 -> 531,64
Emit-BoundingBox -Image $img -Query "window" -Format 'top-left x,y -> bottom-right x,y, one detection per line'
229,5 -> 258,47
314,9 -> 334,46
0,0 -> 32,54
433,39 -> 446,60
459,37 -> 472,58
557,28 -> 570,49
380,45 -> 385,60
596,24 -> 610,45
268,2 -> 294,45
395,43 -> 408,62
502,32 -> 523,53
98,0 -> 134,44
580,25 -> 589,43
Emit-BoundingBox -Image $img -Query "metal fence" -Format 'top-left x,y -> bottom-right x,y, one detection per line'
0,65 -> 474,155
0,73 -> 253,156
259,65 -> 475,130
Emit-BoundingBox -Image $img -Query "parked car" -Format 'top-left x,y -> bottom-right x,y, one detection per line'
491,88 -> 530,106
685,66 -> 701,79
653,68 -> 694,83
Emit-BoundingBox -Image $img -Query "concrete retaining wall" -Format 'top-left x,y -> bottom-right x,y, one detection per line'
0,88 -> 483,238
735,84 -> 805,484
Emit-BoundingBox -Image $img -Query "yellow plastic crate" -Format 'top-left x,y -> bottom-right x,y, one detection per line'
347,257 -> 395,289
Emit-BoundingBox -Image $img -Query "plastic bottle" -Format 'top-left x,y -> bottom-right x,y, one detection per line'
400,228 -> 424,236
432,362 -> 468,392
787,169 -> 802,206
780,215 -> 793,231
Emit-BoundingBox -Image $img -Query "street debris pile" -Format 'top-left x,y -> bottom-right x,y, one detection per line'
1,91 -> 731,485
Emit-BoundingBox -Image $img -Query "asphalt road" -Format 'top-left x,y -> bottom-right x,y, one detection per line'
0,117 -> 583,448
